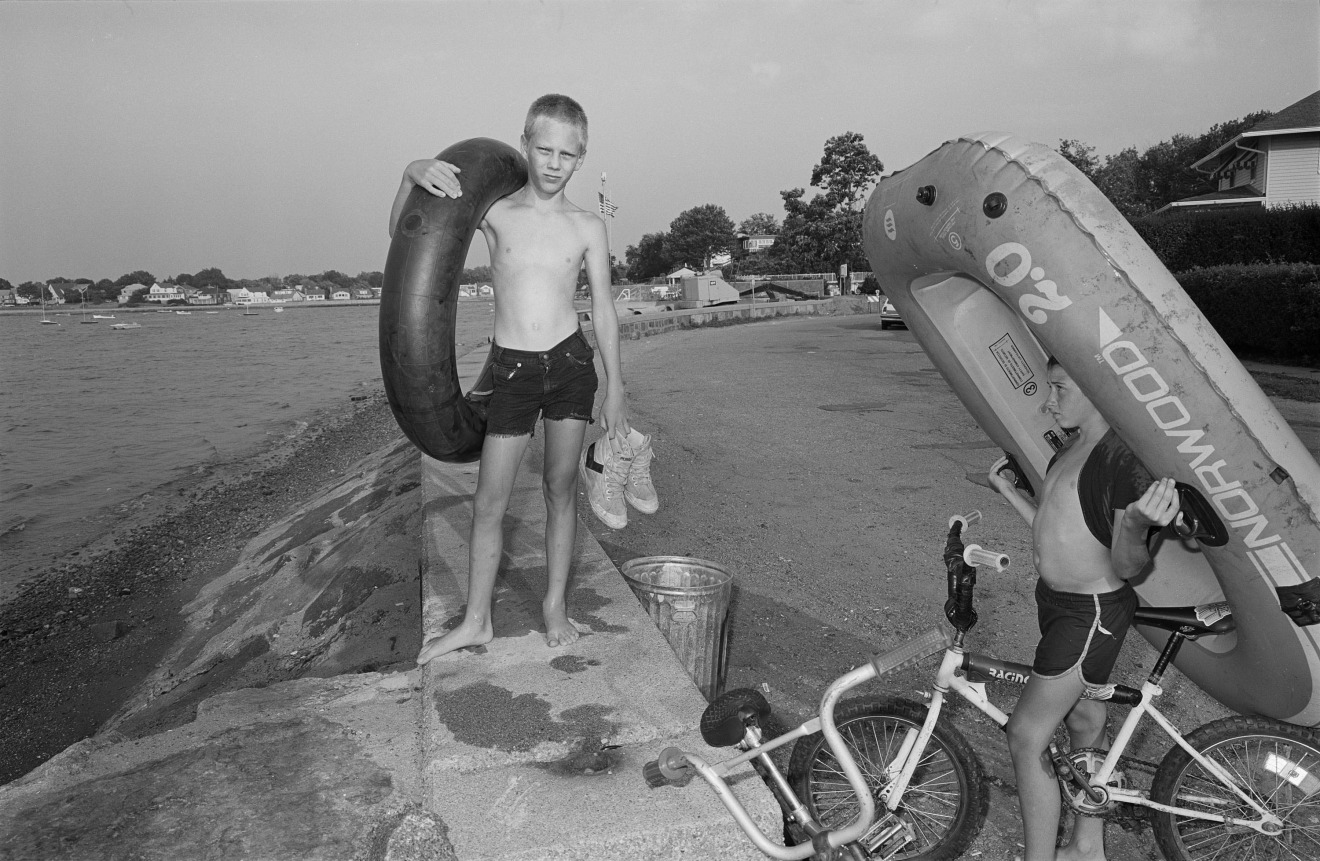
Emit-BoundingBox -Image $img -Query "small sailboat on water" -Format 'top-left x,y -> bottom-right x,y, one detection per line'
39,285 -> 58,325
79,289 -> 97,324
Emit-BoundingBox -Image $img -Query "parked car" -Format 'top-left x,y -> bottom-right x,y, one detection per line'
879,297 -> 905,329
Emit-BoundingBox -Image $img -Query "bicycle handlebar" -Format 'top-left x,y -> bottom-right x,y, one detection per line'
963,544 -> 1009,572
948,510 -> 982,532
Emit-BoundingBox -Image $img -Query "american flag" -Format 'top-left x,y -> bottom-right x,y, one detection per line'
597,191 -> 618,218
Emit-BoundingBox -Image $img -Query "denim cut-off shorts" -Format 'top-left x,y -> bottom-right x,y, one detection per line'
486,329 -> 598,438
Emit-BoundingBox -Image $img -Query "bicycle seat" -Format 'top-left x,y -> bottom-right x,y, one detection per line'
1134,603 -> 1235,636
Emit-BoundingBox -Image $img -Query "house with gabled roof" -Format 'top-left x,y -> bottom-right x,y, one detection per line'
118,283 -> 149,304
146,283 -> 184,304
46,281 -> 84,303
1160,89 -> 1320,213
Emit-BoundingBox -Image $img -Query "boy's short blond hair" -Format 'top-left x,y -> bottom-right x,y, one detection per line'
524,94 -> 588,145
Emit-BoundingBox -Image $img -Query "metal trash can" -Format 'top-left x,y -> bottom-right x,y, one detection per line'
621,556 -> 733,702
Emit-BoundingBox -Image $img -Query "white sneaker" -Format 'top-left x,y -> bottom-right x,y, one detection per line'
623,428 -> 659,514
580,437 -> 630,529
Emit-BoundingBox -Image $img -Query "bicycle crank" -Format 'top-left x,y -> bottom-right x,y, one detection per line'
1057,748 -> 1127,816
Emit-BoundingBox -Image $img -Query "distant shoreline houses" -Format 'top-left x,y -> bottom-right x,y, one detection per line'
0,281 -> 386,307
121,282 -> 383,305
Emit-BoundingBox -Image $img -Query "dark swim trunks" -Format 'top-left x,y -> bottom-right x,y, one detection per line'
486,329 -> 598,438
1032,579 -> 1139,689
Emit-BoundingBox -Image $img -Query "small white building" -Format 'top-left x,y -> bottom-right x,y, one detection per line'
665,267 -> 696,287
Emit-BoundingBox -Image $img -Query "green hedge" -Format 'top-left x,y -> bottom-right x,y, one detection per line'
1175,263 -> 1320,363
1134,204 -> 1320,272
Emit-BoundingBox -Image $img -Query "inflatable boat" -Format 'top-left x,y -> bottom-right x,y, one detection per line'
863,133 -> 1320,725
379,138 -> 526,463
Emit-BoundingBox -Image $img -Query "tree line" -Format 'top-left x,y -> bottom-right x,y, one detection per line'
1056,110 -> 1273,219
624,131 -> 884,283
2,263 -> 519,305
624,108 -> 1272,285
2,268 -> 387,305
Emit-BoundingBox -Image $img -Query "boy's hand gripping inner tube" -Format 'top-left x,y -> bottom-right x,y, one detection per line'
379,138 -> 527,462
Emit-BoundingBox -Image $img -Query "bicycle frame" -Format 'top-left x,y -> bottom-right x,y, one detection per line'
649,626 -> 954,860
667,661 -> 883,860
644,511 -> 1291,859
887,637 -> 1285,835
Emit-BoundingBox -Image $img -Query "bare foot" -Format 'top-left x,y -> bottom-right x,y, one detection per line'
544,605 -> 581,648
1055,848 -> 1105,861
417,617 -> 493,665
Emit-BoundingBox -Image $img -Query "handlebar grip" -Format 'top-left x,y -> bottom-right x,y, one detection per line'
963,544 -> 1009,572
948,510 -> 982,531
869,627 -> 952,678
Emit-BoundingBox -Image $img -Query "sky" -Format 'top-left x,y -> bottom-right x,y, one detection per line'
2,0 -> 1317,285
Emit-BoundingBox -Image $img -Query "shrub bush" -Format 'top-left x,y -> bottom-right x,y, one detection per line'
1134,204 -> 1320,272
1176,262 -> 1320,363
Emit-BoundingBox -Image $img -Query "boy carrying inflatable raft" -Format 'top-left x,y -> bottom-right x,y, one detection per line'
991,359 -> 1180,861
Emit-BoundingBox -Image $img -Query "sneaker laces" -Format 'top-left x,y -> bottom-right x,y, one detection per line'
601,444 -> 631,497
628,443 -> 655,486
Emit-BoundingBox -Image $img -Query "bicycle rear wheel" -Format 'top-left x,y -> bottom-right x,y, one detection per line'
785,696 -> 987,860
1150,715 -> 1320,860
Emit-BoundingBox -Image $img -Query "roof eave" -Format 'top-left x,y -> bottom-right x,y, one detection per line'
1243,125 -> 1320,138
1161,196 -> 1266,214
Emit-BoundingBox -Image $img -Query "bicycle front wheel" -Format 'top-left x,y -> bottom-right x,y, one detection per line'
785,697 -> 987,860
1150,715 -> 1320,860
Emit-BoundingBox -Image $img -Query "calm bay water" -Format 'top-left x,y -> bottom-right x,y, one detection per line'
0,301 -> 495,601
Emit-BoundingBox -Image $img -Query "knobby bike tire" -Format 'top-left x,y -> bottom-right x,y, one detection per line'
1149,714 -> 1320,861
784,697 -> 987,860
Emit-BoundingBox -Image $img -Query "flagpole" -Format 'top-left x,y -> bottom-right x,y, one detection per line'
600,172 -> 612,268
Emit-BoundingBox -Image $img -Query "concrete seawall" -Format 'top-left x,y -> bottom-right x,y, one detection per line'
0,296 -> 876,861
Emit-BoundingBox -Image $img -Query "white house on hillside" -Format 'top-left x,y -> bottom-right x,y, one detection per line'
1161,89 -> 1320,213
146,283 -> 184,304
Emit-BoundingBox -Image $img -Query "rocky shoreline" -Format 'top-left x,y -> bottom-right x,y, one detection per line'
0,388 -> 416,784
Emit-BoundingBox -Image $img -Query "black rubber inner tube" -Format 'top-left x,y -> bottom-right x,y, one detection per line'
379,138 -> 527,462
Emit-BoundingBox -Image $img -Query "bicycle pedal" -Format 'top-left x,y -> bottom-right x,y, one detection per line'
864,814 -> 916,860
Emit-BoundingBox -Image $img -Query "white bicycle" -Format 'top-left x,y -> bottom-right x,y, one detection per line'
644,511 -> 1320,860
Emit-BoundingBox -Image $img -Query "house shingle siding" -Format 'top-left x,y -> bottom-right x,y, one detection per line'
1267,132 -> 1320,206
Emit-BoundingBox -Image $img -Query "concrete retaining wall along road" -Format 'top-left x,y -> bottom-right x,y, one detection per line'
579,296 -> 875,344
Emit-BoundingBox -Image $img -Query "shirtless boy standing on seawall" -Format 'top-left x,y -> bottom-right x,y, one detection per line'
389,94 -> 630,664
990,359 -> 1178,861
